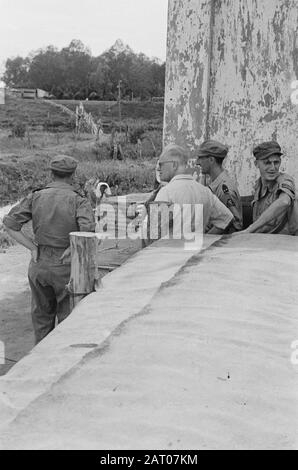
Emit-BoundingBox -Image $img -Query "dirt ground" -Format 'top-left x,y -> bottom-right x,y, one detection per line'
0,245 -> 34,376
0,239 -> 142,376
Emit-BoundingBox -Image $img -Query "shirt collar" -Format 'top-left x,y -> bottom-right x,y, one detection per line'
209,170 -> 226,192
46,181 -> 75,190
170,174 -> 194,183
254,176 -> 279,201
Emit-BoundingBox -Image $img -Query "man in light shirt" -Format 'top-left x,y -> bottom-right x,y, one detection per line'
151,144 -> 234,236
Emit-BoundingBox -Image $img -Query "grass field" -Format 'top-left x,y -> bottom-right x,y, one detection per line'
54,99 -> 164,129
0,95 -> 164,131
0,95 -> 163,207
0,95 -> 73,129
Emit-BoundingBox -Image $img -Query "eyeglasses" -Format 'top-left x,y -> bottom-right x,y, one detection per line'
157,160 -> 176,168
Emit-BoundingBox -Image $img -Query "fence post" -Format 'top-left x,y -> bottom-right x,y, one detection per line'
69,232 -> 99,309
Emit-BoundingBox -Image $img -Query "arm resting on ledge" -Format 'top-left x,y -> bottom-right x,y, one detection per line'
207,226 -> 226,235
246,193 -> 291,233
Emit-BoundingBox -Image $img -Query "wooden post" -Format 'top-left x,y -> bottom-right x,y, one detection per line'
117,79 -> 122,135
69,232 -> 99,309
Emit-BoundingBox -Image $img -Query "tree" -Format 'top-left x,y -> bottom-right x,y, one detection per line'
2,39 -> 166,100
60,40 -> 92,98
3,57 -> 31,87
28,46 -> 64,94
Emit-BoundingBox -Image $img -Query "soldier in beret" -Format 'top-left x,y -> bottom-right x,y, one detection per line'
239,141 -> 297,234
197,140 -> 243,232
3,155 -> 95,343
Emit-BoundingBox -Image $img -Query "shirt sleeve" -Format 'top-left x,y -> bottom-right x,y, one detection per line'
76,196 -> 96,232
276,174 -> 295,201
208,191 -> 234,230
3,194 -> 33,231
154,186 -> 171,203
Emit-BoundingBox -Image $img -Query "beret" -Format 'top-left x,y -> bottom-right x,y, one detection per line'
253,141 -> 283,160
197,140 -> 228,159
50,155 -> 78,173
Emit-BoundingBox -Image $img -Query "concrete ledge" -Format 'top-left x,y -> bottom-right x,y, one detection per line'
0,236 -> 220,432
1,234 -> 297,449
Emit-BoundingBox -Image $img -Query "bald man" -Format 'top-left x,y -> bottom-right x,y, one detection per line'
154,144 -> 234,235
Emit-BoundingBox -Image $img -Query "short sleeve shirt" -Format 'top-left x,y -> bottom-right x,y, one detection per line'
155,174 -> 233,232
209,170 -> 243,231
252,173 -> 295,234
3,181 -> 95,248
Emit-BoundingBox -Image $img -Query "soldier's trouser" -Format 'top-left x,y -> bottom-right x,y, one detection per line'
28,246 -> 71,344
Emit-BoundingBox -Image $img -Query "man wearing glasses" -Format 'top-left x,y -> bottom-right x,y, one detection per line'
154,144 -> 234,235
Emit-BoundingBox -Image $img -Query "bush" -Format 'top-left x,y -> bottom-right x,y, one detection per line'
43,118 -> 75,132
11,122 -> 26,138
128,122 -> 146,144
90,142 -> 111,160
75,159 -> 156,195
88,91 -> 100,100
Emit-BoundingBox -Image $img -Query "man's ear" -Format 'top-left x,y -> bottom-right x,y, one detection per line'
254,160 -> 259,169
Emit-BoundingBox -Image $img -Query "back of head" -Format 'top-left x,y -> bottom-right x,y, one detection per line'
160,144 -> 189,167
197,140 -> 228,161
50,155 -> 78,179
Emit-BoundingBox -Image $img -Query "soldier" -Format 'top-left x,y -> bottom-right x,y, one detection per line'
3,155 -> 95,343
240,141 -> 297,234
197,140 -> 243,232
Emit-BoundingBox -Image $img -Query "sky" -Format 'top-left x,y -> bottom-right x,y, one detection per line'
0,0 -> 168,72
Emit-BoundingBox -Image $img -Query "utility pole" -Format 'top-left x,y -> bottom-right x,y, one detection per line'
117,79 -> 122,134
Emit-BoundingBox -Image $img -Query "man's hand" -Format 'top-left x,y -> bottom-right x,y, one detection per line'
60,246 -> 71,264
5,227 -> 39,258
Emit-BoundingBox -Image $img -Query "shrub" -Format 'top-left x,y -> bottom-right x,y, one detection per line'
75,159 -> 156,195
11,122 -> 26,138
43,118 -> 75,132
128,122 -> 146,144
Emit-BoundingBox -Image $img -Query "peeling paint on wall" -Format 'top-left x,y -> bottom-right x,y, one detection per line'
164,0 -> 298,195
163,0 -> 213,152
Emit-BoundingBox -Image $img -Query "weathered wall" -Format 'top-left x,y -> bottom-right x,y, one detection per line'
164,0 -> 298,195
163,0 -> 213,149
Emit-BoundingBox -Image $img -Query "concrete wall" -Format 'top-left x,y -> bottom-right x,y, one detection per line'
164,0 -> 298,195
1,235 -> 298,449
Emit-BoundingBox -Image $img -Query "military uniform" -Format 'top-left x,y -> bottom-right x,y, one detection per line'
252,142 -> 296,234
209,171 -> 243,231
197,140 -> 243,232
252,173 -> 296,234
3,155 -> 95,343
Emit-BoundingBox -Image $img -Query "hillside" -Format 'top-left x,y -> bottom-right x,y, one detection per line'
0,95 -> 164,132
53,100 -> 164,131
0,95 -> 73,129
0,96 -> 163,206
